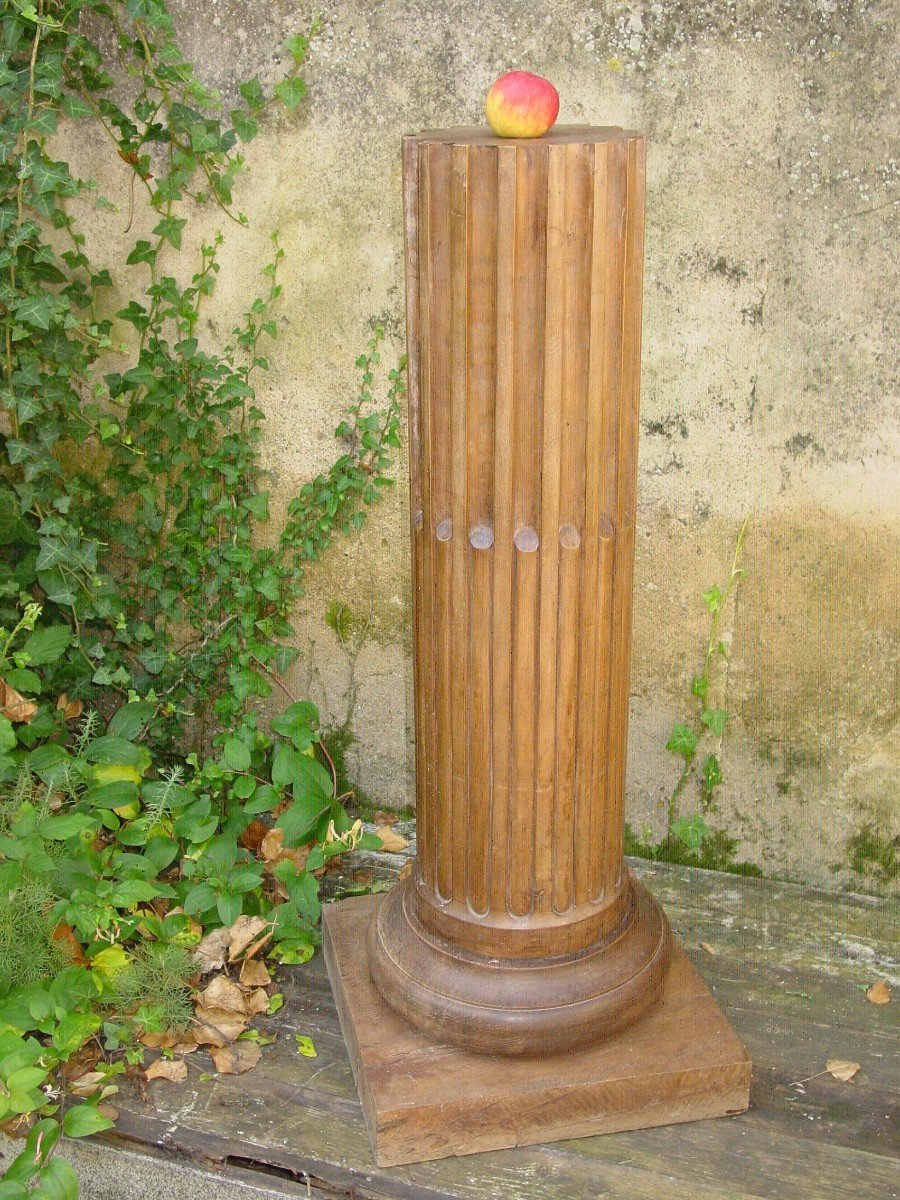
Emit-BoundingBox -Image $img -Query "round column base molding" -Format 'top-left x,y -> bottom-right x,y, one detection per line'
367,873 -> 672,1057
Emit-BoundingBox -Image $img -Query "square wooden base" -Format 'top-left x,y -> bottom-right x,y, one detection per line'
323,893 -> 751,1167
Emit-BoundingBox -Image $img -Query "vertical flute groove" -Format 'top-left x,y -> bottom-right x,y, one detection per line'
553,142 -> 593,915
508,143 -> 547,919
590,139 -> 626,904
449,144 -> 469,904
489,146 -> 516,915
428,142 -> 453,903
466,145 -> 497,915
534,145 -> 565,914
606,137 -> 647,892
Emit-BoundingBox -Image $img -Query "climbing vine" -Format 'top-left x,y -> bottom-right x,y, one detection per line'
0,0 -> 402,1191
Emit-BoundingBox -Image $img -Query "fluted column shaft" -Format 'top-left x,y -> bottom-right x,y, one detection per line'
404,127 -> 647,961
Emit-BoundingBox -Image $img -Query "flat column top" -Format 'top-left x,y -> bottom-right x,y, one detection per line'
407,124 -> 644,147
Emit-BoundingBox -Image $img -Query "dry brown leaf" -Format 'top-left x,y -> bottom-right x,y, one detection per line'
139,1030 -> 181,1050
197,976 -> 248,1015
238,818 -> 269,855
0,680 -> 38,724
194,926 -> 231,974
228,915 -> 270,962
70,1071 -> 105,1097
209,1042 -> 261,1076
55,693 -> 83,721
261,827 -> 310,871
52,922 -> 88,965
700,942 -> 717,956
398,860 -> 413,882
191,1006 -> 248,1046
243,931 -> 274,961
169,1041 -> 198,1055
372,809 -> 398,827
375,826 -> 409,853
866,980 -> 891,1005
145,1058 -> 188,1083
97,1103 -> 119,1122
244,988 -> 270,1017
239,957 -> 271,987
825,1058 -> 860,1082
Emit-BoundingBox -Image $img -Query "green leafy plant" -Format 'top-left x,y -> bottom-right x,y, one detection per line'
628,517 -> 760,876
0,606 -> 382,1191
0,0 -> 404,763
0,0 -> 402,1191
664,517 -> 749,827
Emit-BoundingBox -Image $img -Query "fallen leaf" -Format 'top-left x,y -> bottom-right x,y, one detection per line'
97,1103 -> 119,1122
56,693 -> 83,721
372,809 -> 398,827
145,1058 -> 188,1083
244,932 -> 274,961
0,680 -> 38,724
267,993 -> 284,1015
866,980 -> 891,1005
198,976 -> 247,1015
210,1042 -> 261,1075
375,826 -> 409,853
70,1071 -> 105,1097
825,1058 -> 860,1082
239,957 -> 271,987
169,1041 -> 199,1055
139,1030 -> 182,1050
700,941 -> 717,956
351,870 -> 375,885
261,827 -> 309,871
244,988 -> 270,1017
398,860 -> 413,882
238,818 -> 268,855
191,1007 -> 248,1046
194,926 -> 230,974
228,915 -> 270,962
52,922 -> 88,965
295,1035 -> 317,1058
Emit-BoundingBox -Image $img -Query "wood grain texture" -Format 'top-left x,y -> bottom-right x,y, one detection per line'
402,127 -> 647,959
335,894 -> 748,1167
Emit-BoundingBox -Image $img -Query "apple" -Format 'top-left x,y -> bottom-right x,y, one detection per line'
484,70 -> 560,139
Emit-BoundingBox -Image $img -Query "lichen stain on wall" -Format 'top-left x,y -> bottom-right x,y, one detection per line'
67,0 -> 897,889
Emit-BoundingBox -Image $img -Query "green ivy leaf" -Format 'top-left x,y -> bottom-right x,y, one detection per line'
274,76 -> 307,111
671,814 -> 708,853
702,754 -> 723,791
30,1156 -> 78,1200
665,723 -> 699,762
700,708 -> 730,736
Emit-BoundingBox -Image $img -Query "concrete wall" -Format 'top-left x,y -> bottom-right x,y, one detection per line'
67,1 -> 898,891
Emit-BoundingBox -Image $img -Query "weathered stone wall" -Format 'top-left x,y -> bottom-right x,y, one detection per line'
66,1 -> 898,890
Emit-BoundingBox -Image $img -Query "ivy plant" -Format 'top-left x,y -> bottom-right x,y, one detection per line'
0,0 -> 404,759
0,0 -> 403,1192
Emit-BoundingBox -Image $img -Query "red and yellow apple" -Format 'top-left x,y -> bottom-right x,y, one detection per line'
484,71 -> 560,138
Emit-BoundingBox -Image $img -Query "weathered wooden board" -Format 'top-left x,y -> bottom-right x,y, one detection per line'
100,858 -> 898,1200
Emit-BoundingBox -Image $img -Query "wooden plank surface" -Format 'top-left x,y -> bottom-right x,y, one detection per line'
102,854 -> 898,1200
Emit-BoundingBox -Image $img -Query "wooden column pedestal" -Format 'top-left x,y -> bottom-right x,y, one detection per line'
324,126 -> 750,1166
